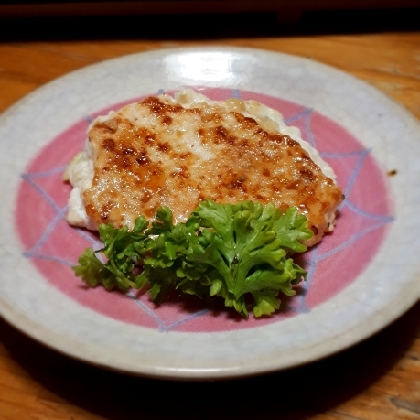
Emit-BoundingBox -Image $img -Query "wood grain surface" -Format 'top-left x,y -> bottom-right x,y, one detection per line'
0,12 -> 419,420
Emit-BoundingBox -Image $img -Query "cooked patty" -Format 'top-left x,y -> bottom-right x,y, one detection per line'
66,90 -> 344,246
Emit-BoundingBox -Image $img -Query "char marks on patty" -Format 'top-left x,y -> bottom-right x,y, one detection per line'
70,92 -> 343,246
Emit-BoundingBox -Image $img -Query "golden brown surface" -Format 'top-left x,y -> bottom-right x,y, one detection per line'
82,95 -> 342,243
0,14 -> 420,420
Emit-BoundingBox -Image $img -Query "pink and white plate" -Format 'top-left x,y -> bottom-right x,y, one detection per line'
0,48 -> 419,379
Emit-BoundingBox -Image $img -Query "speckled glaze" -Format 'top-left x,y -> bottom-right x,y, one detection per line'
0,48 -> 419,379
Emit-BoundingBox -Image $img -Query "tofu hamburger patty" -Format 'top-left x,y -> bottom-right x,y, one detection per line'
65,90 -> 344,246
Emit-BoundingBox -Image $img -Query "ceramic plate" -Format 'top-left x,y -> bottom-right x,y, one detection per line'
0,48 -> 419,380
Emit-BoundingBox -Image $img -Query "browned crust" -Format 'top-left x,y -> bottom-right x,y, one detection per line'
83,96 -> 344,242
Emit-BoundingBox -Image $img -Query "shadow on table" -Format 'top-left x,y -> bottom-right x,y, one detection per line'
1,299 -> 419,419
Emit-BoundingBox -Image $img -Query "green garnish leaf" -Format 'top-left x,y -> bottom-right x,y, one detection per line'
72,200 -> 313,318
72,216 -> 149,291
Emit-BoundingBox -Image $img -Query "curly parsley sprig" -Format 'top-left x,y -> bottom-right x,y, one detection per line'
72,200 -> 313,318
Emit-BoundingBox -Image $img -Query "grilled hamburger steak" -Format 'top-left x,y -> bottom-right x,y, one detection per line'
66,90 -> 343,246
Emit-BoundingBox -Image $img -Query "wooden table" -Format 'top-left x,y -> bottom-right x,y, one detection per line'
0,13 -> 419,420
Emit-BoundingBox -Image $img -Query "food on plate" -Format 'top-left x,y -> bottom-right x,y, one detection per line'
65,90 -> 343,247
67,90 -> 344,317
73,200 -> 314,318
